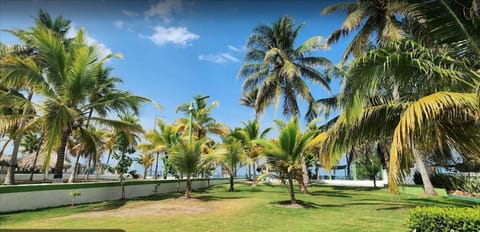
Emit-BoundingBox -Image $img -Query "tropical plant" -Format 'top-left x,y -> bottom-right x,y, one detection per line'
107,113 -> 143,199
322,0 -> 408,62
169,138 -> 205,198
232,119 -> 271,181
137,153 -> 155,179
256,117 -> 316,204
319,0 -> 480,195
218,135 -> 244,192
137,119 -> 181,179
238,15 -> 332,121
176,95 -> 228,140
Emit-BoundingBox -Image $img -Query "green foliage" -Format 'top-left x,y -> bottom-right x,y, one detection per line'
69,191 -> 81,197
354,154 -> 382,180
408,206 -> 480,232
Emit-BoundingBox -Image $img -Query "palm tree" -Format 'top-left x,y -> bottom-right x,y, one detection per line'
238,16 -> 332,121
321,0 -> 480,195
218,135 -> 244,192
322,0 -> 408,62
232,120 -> 271,182
256,117 -> 316,205
169,138 -> 205,198
176,95 -> 228,140
138,153 -> 155,179
137,119 -> 181,179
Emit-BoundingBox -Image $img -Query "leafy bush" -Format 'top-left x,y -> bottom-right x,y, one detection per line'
408,206 -> 480,232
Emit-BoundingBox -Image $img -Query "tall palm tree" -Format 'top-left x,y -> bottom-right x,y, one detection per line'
238,16 -> 332,121
322,0 -> 408,62
256,117 -> 316,205
321,0 -> 480,195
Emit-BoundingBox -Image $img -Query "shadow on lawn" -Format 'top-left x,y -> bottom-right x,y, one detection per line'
269,200 -> 345,208
308,190 -> 353,198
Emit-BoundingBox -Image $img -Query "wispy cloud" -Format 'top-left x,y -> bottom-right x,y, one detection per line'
66,24 -> 114,59
227,45 -> 245,52
198,45 -> 243,64
144,0 -> 182,23
113,20 -> 125,29
122,9 -> 139,18
146,26 -> 199,46
198,53 -> 240,63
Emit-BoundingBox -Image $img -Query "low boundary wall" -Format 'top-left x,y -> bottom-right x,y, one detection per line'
0,178 -> 237,213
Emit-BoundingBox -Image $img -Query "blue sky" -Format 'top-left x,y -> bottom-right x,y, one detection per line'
0,0 -> 351,133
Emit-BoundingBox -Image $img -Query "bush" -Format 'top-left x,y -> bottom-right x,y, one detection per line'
408,206 -> 480,232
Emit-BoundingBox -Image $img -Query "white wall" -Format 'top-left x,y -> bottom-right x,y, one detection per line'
0,178 -> 237,213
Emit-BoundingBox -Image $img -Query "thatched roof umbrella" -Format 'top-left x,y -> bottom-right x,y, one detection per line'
18,153 -> 72,170
0,156 -> 11,166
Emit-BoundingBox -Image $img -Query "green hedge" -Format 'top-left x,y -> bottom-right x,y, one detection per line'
0,178 -> 232,194
408,206 -> 480,232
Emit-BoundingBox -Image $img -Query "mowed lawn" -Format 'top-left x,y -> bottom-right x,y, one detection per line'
0,183 -> 477,232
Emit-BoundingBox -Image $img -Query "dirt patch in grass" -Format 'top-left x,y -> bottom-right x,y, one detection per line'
60,198 -> 215,219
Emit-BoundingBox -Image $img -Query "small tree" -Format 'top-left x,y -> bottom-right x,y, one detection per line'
170,139 -> 203,198
219,136 -> 244,192
137,153 -> 155,179
257,117 -> 316,205
355,153 -> 382,188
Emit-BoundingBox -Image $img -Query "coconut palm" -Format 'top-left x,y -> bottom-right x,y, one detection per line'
238,16 -> 332,121
232,120 -> 271,181
137,119 -> 181,179
138,153 -> 155,179
218,135 -> 245,192
322,0 -> 409,62
169,138 -> 205,198
321,0 -> 480,195
256,117 -> 316,205
176,95 -> 228,140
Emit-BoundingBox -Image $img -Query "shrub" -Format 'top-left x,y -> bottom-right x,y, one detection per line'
408,206 -> 480,232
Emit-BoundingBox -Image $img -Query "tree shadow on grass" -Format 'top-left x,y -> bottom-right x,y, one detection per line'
193,194 -> 249,202
308,190 -> 353,198
269,200 -> 345,209
406,197 -> 478,208
87,200 -> 128,212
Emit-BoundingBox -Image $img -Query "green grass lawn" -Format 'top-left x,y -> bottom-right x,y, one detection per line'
0,183 -> 477,232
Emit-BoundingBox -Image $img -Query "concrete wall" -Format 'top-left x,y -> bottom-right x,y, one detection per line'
0,178 -> 236,213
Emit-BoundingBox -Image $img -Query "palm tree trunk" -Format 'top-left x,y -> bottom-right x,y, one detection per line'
53,128 -> 71,181
0,138 -> 12,158
85,155 -> 92,180
302,161 -> 310,186
68,154 -> 81,183
4,134 -> 22,185
4,90 -> 34,185
287,172 -> 297,205
29,133 -> 44,181
154,152 -> 159,180
185,176 -> 191,198
414,151 -> 437,196
229,174 -> 234,192
143,166 -> 147,179
252,160 -> 256,179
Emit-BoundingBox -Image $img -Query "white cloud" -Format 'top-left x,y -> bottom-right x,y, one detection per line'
227,45 -> 245,52
113,20 -> 125,29
66,24 -> 114,59
122,9 -> 139,18
144,0 -> 182,22
147,26 -> 199,46
198,53 -> 240,63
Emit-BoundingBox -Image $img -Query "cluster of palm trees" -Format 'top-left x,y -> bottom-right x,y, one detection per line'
238,0 -> 480,202
1,1 -> 479,205
0,10 -> 148,185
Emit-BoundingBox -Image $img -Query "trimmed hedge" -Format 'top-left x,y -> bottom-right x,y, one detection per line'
408,206 -> 480,232
0,178 -> 232,194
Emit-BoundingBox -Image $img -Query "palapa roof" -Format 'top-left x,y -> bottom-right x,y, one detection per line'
18,153 -> 72,169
